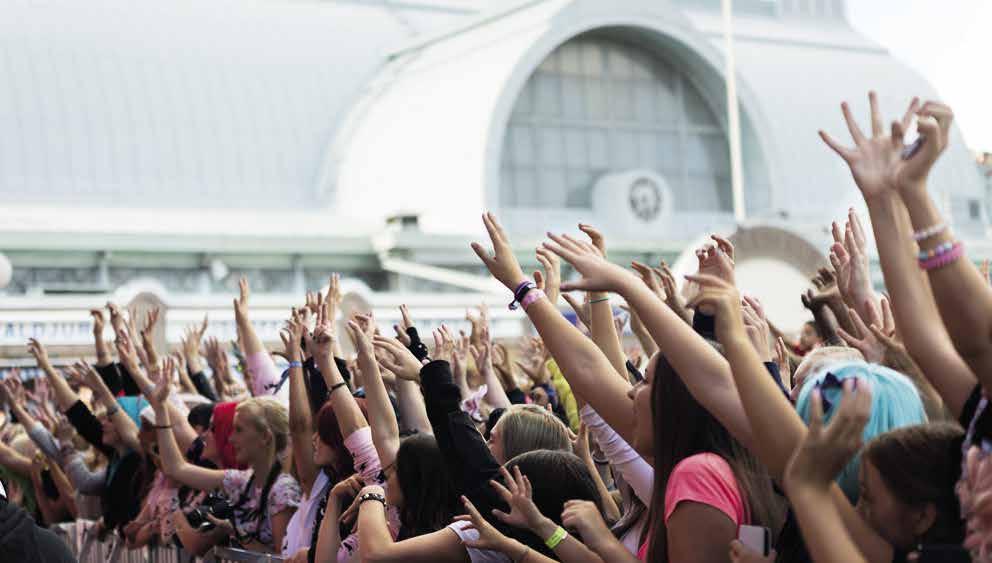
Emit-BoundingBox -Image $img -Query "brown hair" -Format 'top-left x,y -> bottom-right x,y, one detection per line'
862,422 -> 964,545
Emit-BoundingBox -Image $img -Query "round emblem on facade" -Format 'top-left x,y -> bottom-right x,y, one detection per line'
628,177 -> 662,222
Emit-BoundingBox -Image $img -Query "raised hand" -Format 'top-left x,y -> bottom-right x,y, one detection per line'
695,238 -> 736,286
394,304 -> 414,346
630,261 -> 665,302
819,93 -> 946,198
90,309 -> 106,338
533,248 -> 561,305
543,233 -> 637,294
741,295 -> 772,362
657,260 -> 692,324
149,357 -> 174,405
324,273 -> 342,324
346,318 -> 375,359
432,325 -> 455,364
562,292 -> 591,328
560,500 -> 614,553
311,319 -> 337,361
233,276 -> 251,324
578,223 -> 607,257
373,336 -> 423,382
451,496 -> 524,557
685,274 -> 745,343
27,339 -> 52,370
471,212 -> 527,291
837,299 -> 892,364
490,466 -> 547,532
785,378 -> 872,492
106,302 -> 126,335
280,312 -> 306,363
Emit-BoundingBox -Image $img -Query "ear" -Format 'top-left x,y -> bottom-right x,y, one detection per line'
911,502 -> 937,538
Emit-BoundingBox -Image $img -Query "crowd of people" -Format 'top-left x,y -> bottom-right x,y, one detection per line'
0,91 -> 985,563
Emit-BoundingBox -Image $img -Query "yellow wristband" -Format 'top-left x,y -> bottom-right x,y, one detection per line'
544,526 -> 568,550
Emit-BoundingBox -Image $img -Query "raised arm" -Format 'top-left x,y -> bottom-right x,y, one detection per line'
117,333 -> 198,452
893,102 -> 992,380
470,213 -> 635,443
312,318 -> 367,439
783,383 -> 872,563
819,92 -> 975,416
471,326 -> 512,411
91,309 -> 113,367
541,232 -> 755,450
578,224 -> 628,380
72,360 -> 141,453
27,339 -> 78,413
348,315 -> 399,471
149,367 -> 227,492
283,312 -> 318,493
690,273 -> 893,562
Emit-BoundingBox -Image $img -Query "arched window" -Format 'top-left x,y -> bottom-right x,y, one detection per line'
500,35 -> 731,212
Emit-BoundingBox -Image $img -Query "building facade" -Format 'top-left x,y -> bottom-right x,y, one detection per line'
0,0 -> 986,356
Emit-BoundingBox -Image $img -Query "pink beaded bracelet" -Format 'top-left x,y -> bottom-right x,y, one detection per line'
919,241 -> 964,271
520,289 -> 547,310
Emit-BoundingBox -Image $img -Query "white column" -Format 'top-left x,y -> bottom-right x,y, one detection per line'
722,0 -> 746,222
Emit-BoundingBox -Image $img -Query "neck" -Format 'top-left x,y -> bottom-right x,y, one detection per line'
250,449 -> 277,482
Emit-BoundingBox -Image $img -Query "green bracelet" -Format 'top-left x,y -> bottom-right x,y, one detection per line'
589,297 -> 610,305
544,526 -> 568,550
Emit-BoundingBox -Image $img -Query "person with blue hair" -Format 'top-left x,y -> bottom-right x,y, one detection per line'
794,360 -> 927,502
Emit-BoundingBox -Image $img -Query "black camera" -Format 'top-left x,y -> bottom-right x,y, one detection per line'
185,493 -> 235,532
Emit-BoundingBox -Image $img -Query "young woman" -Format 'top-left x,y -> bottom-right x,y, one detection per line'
150,375 -> 301,553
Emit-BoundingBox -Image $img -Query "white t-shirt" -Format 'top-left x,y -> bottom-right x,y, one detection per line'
282,471 -> 331,557
448,521 -> 512,563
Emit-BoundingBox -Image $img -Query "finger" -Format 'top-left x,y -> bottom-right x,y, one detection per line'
683,273 -> 728,289
868,91 -> 884,137
840,101 -> 867,145
847,306 -> 870,340
470,242 -> 494,267
819,130 -> 854,162
900,96 -> 920,131
868,324 -> 898,349
481,212 -> 503,246
489,478 -> 513,503
848,209 -> 867,249
541,241 -> 579,267
891,120 -> 905,149
836,327 -> 861,350
499,466 -> 519,494
546,233 -> 582,256
914,115 -> 942,160
808,389 -> 825,437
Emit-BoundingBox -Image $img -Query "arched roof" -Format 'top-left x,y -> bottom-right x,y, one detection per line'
0,0 -> 469,212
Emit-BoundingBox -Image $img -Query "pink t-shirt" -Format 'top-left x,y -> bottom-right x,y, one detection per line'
637,453 -> 750,560
664,453 -> 749,524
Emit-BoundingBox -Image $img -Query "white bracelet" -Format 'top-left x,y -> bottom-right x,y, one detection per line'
912,222 -> 948,242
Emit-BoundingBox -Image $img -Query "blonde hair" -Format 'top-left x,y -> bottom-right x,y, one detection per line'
235,397 -> 290,454
497,404 -> 571,461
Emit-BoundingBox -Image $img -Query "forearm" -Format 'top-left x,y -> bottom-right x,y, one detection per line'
49,464 -> 78,518
26,422 -> 60,460
809,304 -> 843,347
523,298 -> 636,442
236,316 -> 267,356
582,453 -> 620,523
64,455 -> 106,494
825,297 -> 858,338
360,353 -> 400,469
867,192 -> 974,416
317,355 -> 367,437
902,186 -> 992,376
589,292 -> 628,380
480,364 -> 512,410
788,487 -> 867,563
358,501 -> 398,559
395,379 -> 432,436
0,443 -> 32,475
629,322 -> 658,358
530,517 -> 608,563
315,501 -> 343,560
722,333 -> 805,479
42,365 -> 78,412
94,334 -> 112,367
621,282 -> 755,447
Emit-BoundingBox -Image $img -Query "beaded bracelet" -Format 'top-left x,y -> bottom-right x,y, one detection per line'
912,222 -> 948,242
917,240 -> 956,261
919,242 -> 964,271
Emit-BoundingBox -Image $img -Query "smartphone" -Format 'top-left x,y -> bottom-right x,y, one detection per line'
738,525 -> 771,556
916,544 -> 971,563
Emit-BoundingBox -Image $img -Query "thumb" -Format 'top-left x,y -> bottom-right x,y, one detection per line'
560,280 -> 592,292
491,509 -> 512,524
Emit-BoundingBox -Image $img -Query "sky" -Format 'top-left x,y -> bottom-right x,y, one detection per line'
846,0 -> 992,153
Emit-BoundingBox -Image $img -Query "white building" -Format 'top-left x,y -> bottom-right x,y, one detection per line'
0,0 -> 986,356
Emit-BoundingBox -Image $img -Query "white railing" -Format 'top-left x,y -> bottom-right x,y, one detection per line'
50,520 -> 286,563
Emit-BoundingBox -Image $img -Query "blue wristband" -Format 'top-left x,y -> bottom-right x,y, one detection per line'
288,361 -> 303,369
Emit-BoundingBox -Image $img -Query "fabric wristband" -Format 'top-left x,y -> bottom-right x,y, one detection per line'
544,526 -> 568,550
521,289 -> 546,311
288,360 -> 303,369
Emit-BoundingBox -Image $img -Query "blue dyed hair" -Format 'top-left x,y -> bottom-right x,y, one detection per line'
795,361 -> 926,502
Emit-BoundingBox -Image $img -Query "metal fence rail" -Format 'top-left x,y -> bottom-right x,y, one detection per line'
51,521 -> 286,563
